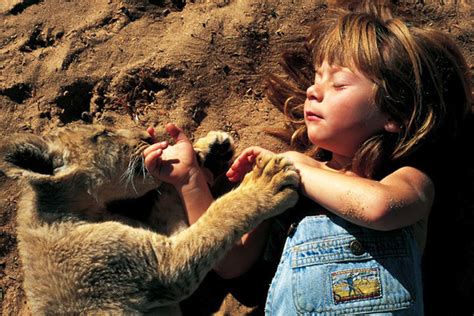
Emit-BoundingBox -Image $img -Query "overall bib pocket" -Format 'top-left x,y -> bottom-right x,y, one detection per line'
290,231 -> 417,314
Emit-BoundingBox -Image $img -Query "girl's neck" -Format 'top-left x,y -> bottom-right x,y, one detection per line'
326,154 -> 352,171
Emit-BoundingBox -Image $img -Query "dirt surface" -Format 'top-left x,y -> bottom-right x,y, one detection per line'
0,0 -> 472,315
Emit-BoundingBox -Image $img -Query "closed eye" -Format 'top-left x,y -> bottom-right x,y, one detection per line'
333,84 -> 347,90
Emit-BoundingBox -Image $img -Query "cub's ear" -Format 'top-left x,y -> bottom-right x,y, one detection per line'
0,134 -> 63,179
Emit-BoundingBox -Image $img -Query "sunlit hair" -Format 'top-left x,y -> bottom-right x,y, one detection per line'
266,10 -> 471,178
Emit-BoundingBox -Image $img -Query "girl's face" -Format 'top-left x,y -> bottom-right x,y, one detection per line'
304,61 -> 390,159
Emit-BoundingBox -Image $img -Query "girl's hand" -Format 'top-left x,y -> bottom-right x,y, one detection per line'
143,123 -> 200,188
226,146 -> 275,182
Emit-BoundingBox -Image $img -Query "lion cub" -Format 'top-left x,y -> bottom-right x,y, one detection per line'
0,124 -> 299,314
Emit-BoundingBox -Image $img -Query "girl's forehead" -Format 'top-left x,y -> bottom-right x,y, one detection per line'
316,62 -> 346,71
315,61 -> 362,76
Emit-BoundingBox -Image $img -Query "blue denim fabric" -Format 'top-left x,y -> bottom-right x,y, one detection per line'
265,215 -> 423,315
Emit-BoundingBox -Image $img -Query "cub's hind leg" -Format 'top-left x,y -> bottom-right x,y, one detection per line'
194,131 -> 234,184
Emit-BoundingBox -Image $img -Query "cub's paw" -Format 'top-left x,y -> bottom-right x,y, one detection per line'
194,131 -> 234,182
242,153 -> 300,212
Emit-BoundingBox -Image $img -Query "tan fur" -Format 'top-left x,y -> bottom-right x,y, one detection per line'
0,124 -> 299,315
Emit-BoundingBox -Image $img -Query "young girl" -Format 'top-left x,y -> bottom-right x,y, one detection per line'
223,9 -> 471,315
144,9 -> 471,316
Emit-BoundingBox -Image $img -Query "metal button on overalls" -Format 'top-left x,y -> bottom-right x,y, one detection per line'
349,240 -> 365,256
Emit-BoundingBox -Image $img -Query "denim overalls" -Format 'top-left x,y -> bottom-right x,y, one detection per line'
265,215 -> 424,315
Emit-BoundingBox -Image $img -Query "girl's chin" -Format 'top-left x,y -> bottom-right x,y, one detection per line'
306,134 -> 321,146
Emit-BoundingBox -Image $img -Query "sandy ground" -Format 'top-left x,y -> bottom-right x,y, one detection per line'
0,0 -> 472,314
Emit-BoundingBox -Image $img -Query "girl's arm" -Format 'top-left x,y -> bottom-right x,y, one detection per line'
295,162 -> 435,231
175,168 -> 215,225
213,220 -> 272,279
228,148 -> 435,231
144,124 -> 214,224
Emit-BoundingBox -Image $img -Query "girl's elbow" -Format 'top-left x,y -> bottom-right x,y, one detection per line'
366,200 -> 419,231
367,215 -> 395,231
365,200 -> 396,231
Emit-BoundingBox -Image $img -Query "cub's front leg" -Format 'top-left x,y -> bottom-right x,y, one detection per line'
236,152 -> 301,217
160,153 -> 300,302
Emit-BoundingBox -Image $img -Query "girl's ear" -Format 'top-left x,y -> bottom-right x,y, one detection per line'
384,119 -> 402,133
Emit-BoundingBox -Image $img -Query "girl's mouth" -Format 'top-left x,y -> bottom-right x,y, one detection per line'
305,111 -> 323,121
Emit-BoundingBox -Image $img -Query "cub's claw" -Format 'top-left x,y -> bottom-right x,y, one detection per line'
194,131 -> 235,182
243,152 -> 300,194
238,152 -> 300,218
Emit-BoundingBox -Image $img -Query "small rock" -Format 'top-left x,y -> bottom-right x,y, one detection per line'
81,111 -> 93,123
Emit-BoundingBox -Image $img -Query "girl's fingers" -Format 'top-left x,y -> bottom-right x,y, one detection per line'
226,147 -> 275,182
165,123 -> 189,144
226,152 -> 257,182
143,141 -> 168,157
226,168 -> 245,182
233,150 -> 257,170
226,169 -> 237,181
147,124 -> 190,144
144,149 -> 163,174
226,162 -> 242,182
226,163 -> 252,182
146,127 -> 155,141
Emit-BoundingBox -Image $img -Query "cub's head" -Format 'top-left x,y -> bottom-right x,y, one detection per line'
0,124 -> 158,215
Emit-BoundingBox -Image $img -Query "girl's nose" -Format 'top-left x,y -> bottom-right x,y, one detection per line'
306,84 -> 322,102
